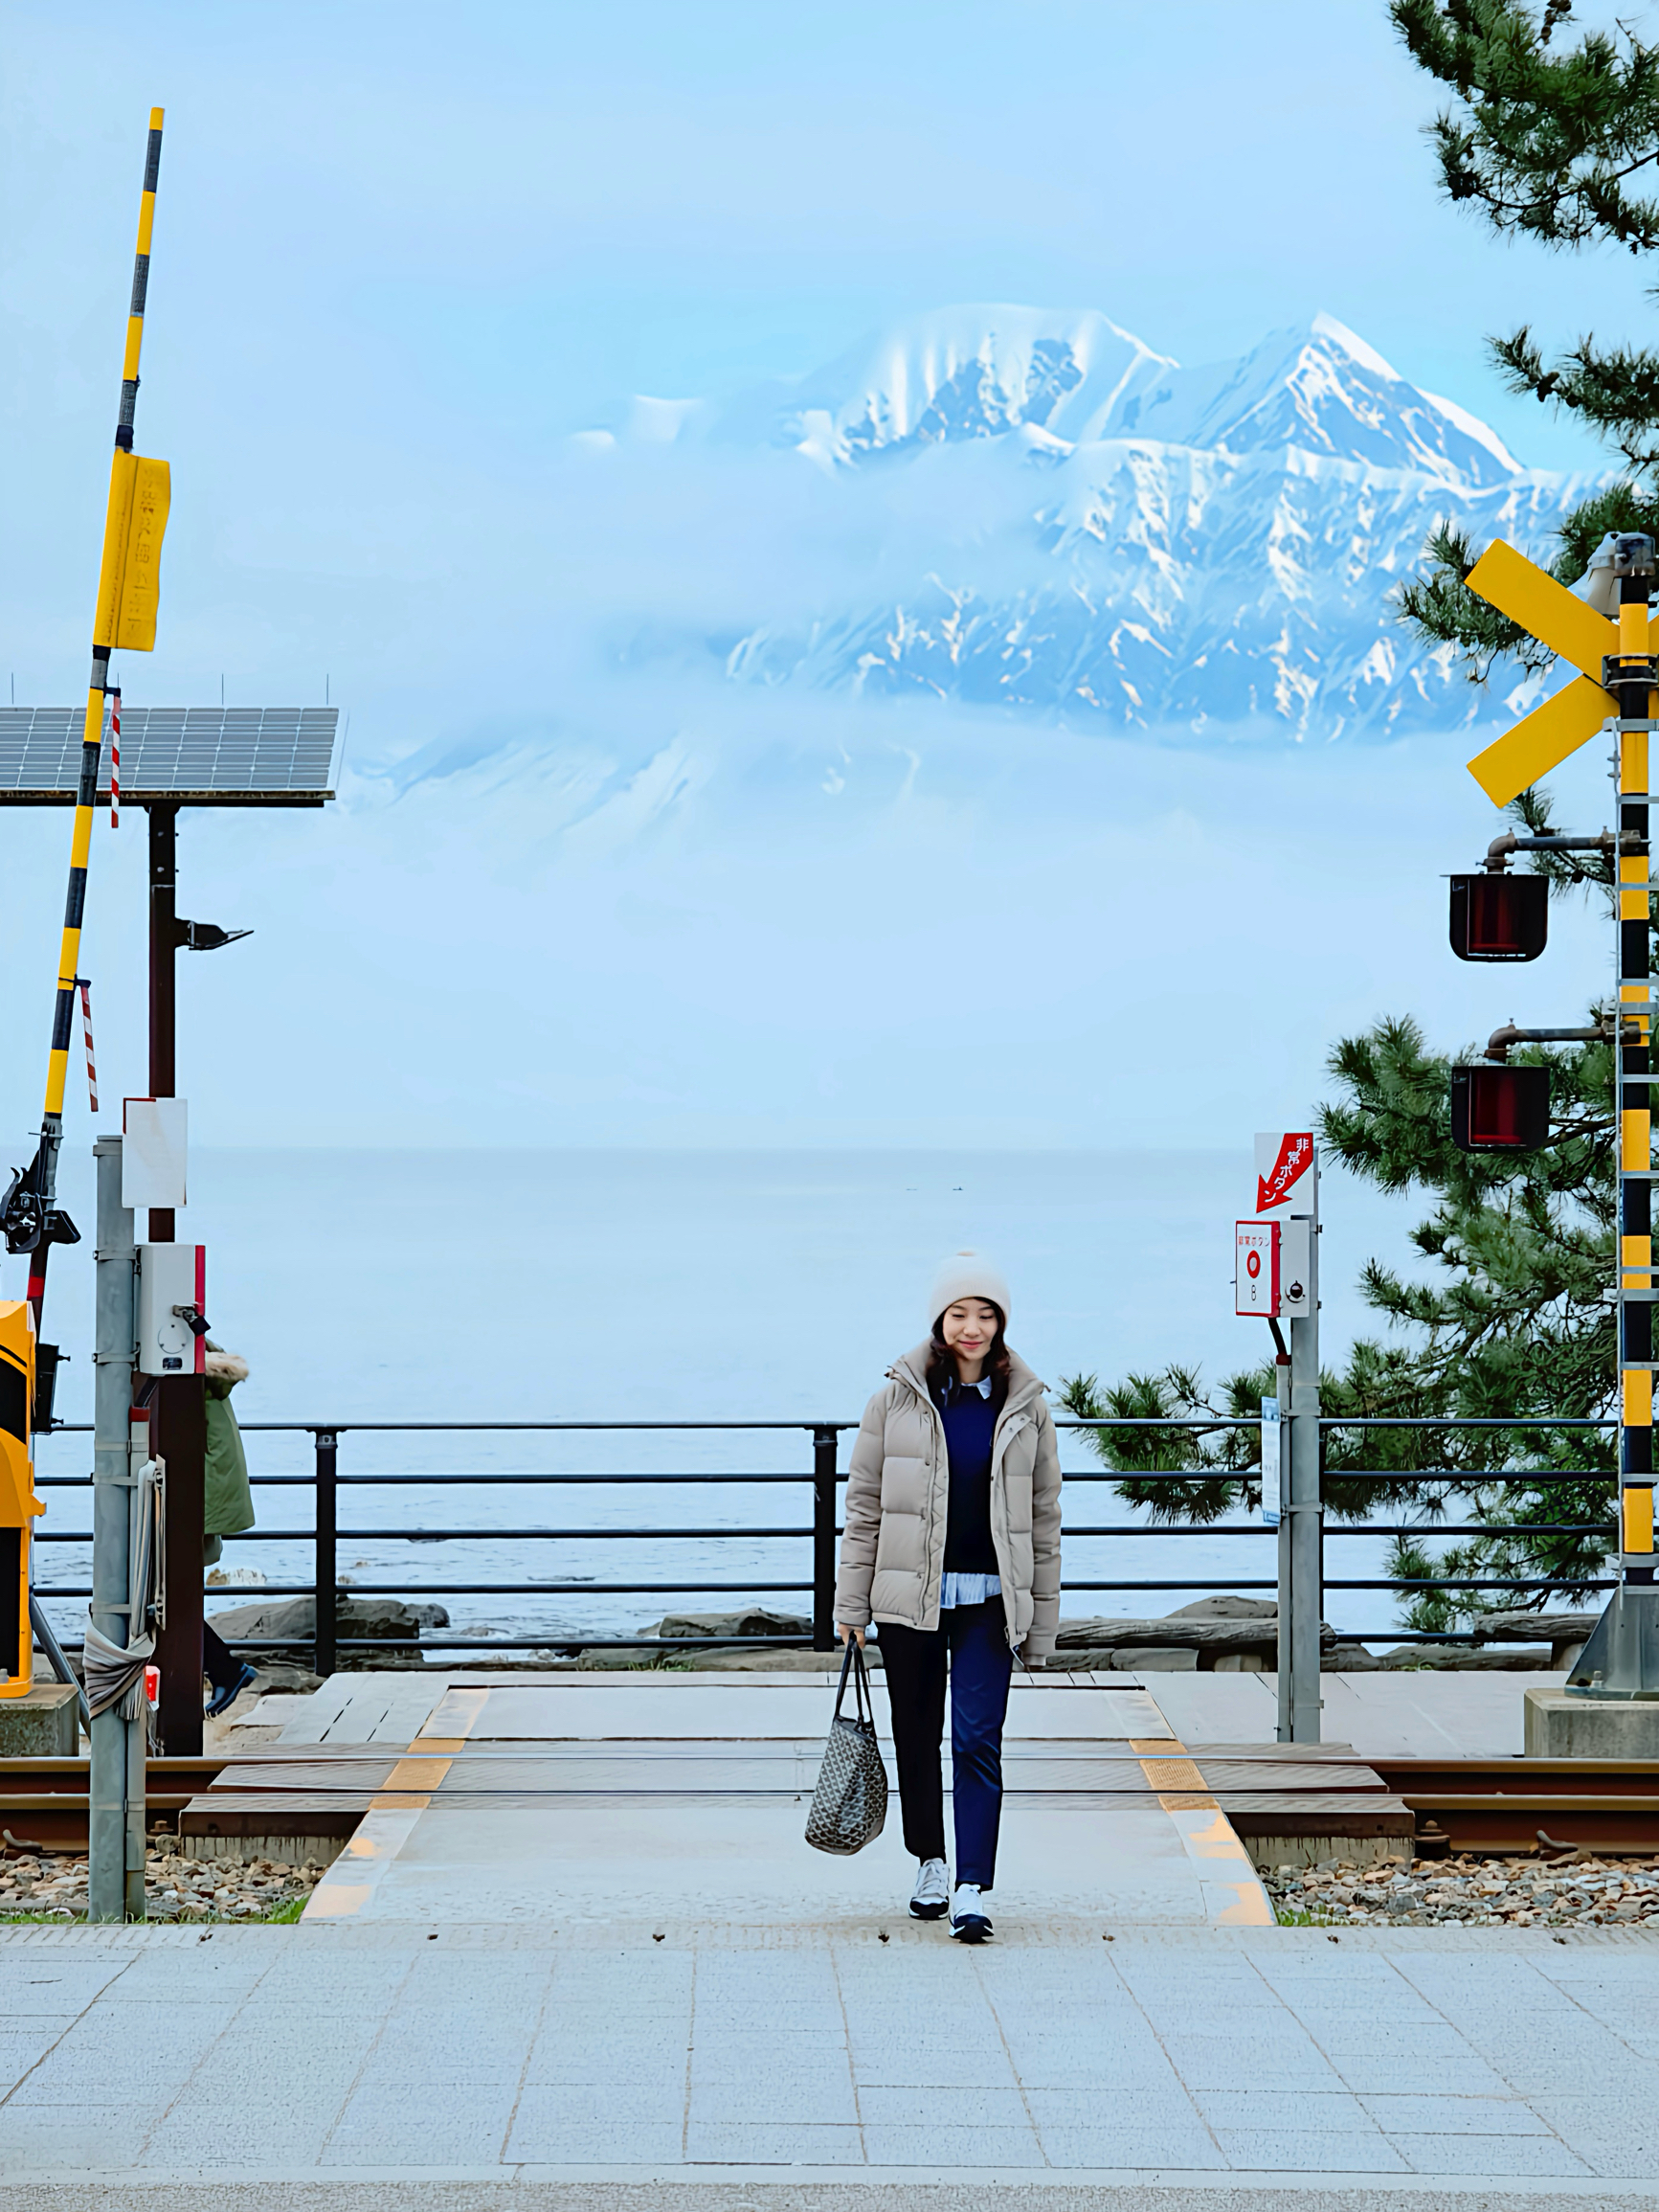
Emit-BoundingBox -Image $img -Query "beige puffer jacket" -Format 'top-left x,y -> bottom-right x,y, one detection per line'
835,1343 -> 1064,1660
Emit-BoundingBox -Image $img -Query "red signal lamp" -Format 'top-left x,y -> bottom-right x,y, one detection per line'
1450,1063 -> 1551,1152
1449,872 -> 1548,961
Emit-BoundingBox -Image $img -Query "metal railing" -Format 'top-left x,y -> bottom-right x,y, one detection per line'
29,1414 -> 1619,1667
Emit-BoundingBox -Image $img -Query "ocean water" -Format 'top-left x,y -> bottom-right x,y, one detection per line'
22,1147 -> 1438,1649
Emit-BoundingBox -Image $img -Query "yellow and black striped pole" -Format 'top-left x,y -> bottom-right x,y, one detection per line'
2,109 -> 169,1323
1568,535 -> 1659,1694
1616,558 -> 1656,1593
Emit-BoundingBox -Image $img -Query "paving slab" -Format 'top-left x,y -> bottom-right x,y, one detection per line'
292,1673 -> 1267,1931
0,1923 -> 1656,2199
1148,1669 -> 1567,1758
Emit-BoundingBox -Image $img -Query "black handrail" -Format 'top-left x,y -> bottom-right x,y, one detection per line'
30,1413 -> 1617,1662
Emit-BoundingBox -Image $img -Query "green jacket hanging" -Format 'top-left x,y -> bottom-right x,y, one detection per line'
202,1348 -> 254,1566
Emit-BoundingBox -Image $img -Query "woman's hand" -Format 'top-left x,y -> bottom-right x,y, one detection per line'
836,1623 -> 866,1649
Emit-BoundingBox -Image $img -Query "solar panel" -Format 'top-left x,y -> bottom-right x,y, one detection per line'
0,706 -> 339,804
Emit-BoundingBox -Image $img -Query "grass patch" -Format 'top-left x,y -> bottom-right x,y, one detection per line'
3,1895 -> 314,1927
1272,1903 -> 1346,1928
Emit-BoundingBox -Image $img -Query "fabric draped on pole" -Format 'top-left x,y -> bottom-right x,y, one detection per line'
84,1455 -> 164,1722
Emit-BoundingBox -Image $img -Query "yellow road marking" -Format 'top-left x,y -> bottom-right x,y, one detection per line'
302,1690 -> 490,1919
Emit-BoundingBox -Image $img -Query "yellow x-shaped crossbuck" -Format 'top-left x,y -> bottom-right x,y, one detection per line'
1462,540 -> 1656,805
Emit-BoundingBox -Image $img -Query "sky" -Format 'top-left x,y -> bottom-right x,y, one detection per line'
0,0 -> 1652,1158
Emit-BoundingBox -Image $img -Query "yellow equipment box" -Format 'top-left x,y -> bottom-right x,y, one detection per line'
0,1300 -> 44,1696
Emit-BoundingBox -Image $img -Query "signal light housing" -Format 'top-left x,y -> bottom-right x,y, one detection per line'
1450,1063 -> 1551,1153
1449,872 -> 1548,961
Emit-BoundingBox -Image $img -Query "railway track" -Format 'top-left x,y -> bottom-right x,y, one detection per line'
6,1750 -> 1659,1859
1373,1757 -> 1659,1857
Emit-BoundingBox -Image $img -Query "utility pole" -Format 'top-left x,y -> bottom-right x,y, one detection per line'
88,1137 -> 142,1922
1597,539 -> 1659,1687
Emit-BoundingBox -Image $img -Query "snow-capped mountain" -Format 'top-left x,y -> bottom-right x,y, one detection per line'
592,306 -> 1596,740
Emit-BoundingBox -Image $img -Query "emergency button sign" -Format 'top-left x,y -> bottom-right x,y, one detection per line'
1256,1132 -> 1314,1215
1236,1220 -> 1281,1319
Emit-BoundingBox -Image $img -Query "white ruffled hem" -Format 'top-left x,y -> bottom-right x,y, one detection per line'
939,1572 -> 1001,1610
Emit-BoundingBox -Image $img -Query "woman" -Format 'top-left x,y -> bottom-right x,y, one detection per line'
202,1344 -> 258,1718
835,1252 -> 1062,1942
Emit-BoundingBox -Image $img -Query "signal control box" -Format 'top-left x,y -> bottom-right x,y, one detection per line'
0,1299 -> 44,1696
137,1243 -> 208,1376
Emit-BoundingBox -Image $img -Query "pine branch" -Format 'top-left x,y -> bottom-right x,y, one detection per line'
1391,1 -> 1659,251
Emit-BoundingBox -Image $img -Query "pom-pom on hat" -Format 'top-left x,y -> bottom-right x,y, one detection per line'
927,1250 -> 1011,1334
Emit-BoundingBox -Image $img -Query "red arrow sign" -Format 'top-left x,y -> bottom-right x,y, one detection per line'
1256,1132 -> 1313,1214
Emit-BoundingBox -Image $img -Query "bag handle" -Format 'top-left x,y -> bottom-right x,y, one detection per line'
833,1636 -> 874,1727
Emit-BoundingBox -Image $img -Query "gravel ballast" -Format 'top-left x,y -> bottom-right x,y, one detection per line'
0,1847 -> 323,1922
1267,1853 -> 1659,1927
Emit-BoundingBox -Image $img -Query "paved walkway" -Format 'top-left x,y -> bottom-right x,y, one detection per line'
1,1921 -> 1656,2199
5,1667 -> 1656,2205
295,1675 -> 1271,1931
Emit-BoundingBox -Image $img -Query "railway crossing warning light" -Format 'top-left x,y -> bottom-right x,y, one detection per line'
1450,1063 -> 1551,1153
1459,526 -> 1659,1695
1449,870 -> 1548,961
0,1300 -> 45,1696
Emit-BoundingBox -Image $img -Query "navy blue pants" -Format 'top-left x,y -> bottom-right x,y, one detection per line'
879,1600 -> 1014,1889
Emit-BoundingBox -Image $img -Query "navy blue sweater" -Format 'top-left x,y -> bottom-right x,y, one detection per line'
939,1378 -> 998,1576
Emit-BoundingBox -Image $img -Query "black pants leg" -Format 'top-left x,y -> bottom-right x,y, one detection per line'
876,1620 -> 950,1863
202,1621 -> 242,1693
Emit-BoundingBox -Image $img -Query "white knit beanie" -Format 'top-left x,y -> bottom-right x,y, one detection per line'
926,1250 -> 1011,1334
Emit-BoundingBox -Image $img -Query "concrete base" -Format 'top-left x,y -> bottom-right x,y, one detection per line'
1240,1832 -> 1409,1872
1524,1685 -> 1659,1757
177,1833 -> 343,1867
0,1682 -> 79,1756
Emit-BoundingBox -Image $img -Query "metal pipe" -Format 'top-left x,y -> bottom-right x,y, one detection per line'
1288,1168 -> 1323,1742
87,1136 -> 136,1922
313,1430 -> 337,1677
1274,1355 -> 1292,1743
811,1427 -> 837,1651
146,803 -> 177,1244
1484,1022 -> 1613,1061
28,1593 -> 89,1729
1483,828 -> 1622,871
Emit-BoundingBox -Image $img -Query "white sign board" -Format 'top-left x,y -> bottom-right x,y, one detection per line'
1261,1394 -> 1281,1527
1235,1220 -> 1280,1318
122,1096 -> 188,1212
1254,1131 -> 1316,1219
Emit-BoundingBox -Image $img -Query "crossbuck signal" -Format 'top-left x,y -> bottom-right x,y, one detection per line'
1459,530 -> 1659,1696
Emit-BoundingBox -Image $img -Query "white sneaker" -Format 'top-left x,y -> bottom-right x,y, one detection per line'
951,1882 -> 993,1943
909,1858 -> 950,1920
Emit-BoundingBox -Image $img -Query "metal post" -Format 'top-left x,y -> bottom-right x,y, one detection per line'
1571,537 -> 1659,1694
1287,1171 -> 1323,1743
151,1373 -> 205,1754
314,1430 -> 338,1677
124,1406 -> 150,1919
1273,1354 -> 1293,1743
88,1136 -> 137,1922
147,802 -> 178,1243
812,1426 -> 838,1651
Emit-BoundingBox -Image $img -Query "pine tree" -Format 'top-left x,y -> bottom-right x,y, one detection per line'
1060,801 -> 1617,1626
1061,6 -> 1654,1626
1388,0 -> 1659,647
